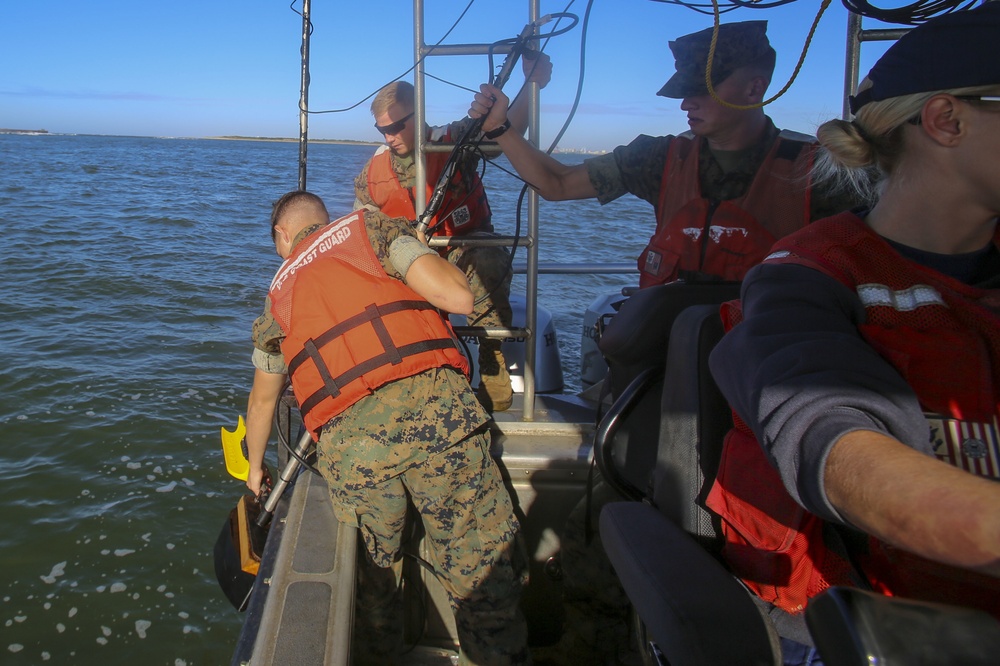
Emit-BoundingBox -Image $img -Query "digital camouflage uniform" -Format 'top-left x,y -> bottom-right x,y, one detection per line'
252,211 -> 529,665
540,22 -> 860,666
355,117 -> 515,412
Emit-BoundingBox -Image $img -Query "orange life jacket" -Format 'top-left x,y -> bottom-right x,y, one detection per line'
707,213 -> 1000,616
366,129 -> 492,238
268,211 -> 470,439
638,131 -> 815,288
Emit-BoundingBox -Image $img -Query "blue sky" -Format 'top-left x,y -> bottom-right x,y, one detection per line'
1,0 -> 896,151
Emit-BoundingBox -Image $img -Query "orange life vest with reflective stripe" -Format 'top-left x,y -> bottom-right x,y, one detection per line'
269,211 -> 470,439
366,132 -> 492,237
707,213 -> 1000,616
638,131 -> 814,288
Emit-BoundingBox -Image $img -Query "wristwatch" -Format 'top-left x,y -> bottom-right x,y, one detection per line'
483,118 -> 511,140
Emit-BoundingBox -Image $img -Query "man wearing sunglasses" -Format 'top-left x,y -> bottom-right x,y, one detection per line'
355,53 -> 553,413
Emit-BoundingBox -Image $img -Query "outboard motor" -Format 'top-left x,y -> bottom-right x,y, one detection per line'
450,293 -> 564,394
579,289 -> 630,390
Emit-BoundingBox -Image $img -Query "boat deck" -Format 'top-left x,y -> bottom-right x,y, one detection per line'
232,392 -> 600,666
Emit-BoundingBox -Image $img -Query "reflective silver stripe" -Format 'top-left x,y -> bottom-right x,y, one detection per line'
856,283 -> 946,311
764,250 -> 792,262
270,214 -> 359,292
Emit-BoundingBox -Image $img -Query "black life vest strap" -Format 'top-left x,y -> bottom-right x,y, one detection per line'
287,299 -> 433,375
287,299 -> 459,420
297,338 -> 459,419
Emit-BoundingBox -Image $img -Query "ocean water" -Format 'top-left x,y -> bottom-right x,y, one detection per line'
0,133 -> 649,664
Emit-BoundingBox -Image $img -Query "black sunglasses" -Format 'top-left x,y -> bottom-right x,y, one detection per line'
375,112 -> 414,136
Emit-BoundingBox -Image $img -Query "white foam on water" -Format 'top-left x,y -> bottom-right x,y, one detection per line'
126,462 -> 141,470
40,561 -> 67,584
14,615 -> 26,623
110,583 -> 126,593
177,611 -> 189,619
96,637 -> 108,645
182,478 -> 194,486
56,623 -> 65,633
101,626 -> 111,637
68,607 -> 78,617
142,533 -> 152,542
86,411 -> 95,416
114,549 -> 135,557
154,466 -> 163,474
41,651 -> 50,660
166,543 -> 175,550
156,481 -> 177,493
16,415 -> 27,421
8,644 -> 24,653
135,619 -> 151,638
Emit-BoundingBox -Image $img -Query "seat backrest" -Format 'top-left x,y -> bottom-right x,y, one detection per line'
596,283 -> 739,498
650,303 -> 733,551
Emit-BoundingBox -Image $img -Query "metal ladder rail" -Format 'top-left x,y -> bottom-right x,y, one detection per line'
844,0 -> 1000,113
841,11 -> 909,120
413,0 -> 543,420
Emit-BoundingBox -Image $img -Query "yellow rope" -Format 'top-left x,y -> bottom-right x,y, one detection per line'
704,0 -> 834,110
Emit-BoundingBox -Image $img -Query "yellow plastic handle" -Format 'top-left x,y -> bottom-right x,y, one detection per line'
220,415 -> 250,481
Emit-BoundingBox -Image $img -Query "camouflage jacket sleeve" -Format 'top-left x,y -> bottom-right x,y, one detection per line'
363,209 -> 420,281
585,134 -> 674,206
354,155 -> 377,209
251,295 -> 282,352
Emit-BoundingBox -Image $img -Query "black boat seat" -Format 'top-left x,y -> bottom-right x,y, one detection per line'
594,283 -> 739,499
601,502 -> 780,665
599,303 -> 782,665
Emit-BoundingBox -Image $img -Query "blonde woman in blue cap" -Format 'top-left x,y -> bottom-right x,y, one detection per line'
707,3 -> 1000,662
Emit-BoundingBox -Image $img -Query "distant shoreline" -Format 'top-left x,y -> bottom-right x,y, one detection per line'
1,131 -> 606,154
207,135 -> 380,146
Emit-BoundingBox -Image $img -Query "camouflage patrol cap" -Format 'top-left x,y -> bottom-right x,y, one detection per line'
658,21 -> 776,99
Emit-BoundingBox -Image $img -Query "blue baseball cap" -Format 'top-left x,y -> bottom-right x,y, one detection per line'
849,2 -> 1000,114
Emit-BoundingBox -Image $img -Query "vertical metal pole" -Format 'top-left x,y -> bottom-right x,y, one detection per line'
521,0 -> 541,421
842,11 -> 862,120
297,0 -> 312,190
413,0 -> 428,216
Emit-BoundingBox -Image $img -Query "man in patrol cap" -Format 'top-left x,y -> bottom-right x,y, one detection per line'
471,20 -> 857,288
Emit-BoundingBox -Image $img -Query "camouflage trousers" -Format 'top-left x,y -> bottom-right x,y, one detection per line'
447,237 -> 514,407
317,424 -> 530,666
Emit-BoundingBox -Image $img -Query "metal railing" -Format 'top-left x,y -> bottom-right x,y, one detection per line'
413,0 -> 547,418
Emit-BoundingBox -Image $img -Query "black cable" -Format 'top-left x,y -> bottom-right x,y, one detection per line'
306,0 -> 480,115
840,0 -> 978,25
273,379 -> 322,477
647,0 -> 746,15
